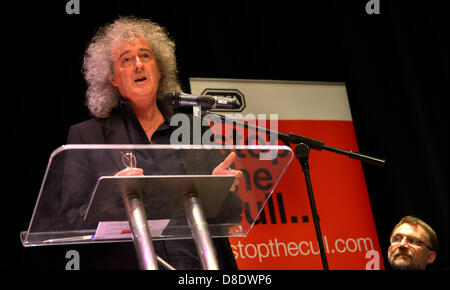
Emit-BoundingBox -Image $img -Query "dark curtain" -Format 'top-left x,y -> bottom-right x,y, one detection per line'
3,0 -> 447,270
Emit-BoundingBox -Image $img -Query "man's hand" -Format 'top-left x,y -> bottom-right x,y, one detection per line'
115,167 -> 144,176
212,152 -> 243,192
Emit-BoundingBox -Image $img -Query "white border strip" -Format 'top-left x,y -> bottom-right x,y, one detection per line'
189,78 -> 353,121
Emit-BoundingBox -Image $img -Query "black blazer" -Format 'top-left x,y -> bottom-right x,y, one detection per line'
53,109 -> 241,270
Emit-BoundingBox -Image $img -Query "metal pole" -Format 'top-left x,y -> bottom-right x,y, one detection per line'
123,192 -> 159,270
182,192 -> 220,270
295,143 -> 329,270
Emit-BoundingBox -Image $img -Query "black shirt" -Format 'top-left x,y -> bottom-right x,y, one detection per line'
119,98 -> 173,145
118,99 -> 239,270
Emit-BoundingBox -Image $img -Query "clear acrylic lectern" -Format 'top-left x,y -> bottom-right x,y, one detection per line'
20,144 -> 293,269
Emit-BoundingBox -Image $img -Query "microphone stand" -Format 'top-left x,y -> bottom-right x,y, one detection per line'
200,110 -> 385,270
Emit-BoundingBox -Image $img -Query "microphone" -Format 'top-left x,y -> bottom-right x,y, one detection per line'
163,92 -> 239,110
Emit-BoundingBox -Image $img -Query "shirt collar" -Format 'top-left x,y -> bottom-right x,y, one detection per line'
118,98 -> 173,144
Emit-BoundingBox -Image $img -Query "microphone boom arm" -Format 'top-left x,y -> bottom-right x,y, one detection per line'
203,111 -> 385,167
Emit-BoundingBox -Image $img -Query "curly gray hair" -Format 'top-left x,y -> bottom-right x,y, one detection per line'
82,16 -> 182,118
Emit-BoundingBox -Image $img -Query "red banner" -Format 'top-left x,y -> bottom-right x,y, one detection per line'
190,78 -> 384,270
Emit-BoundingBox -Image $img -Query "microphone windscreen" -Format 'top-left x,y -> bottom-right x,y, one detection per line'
196,95 -> 216,107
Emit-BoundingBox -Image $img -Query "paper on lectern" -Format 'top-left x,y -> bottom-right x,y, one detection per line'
93,220 -> 170,240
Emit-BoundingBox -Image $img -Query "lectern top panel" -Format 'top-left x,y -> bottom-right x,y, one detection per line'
21,145 -> 293,246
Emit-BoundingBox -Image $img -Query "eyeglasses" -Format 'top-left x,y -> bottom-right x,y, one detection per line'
118,51 -> 153,68
390,234 -> 434,251
121,152 -> 137,169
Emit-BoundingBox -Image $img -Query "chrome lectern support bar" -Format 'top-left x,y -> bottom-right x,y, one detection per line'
123,192 -> 159,270
183,192 -> 220,270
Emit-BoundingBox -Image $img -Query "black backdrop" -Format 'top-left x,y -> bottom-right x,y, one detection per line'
2,0 -> 448,270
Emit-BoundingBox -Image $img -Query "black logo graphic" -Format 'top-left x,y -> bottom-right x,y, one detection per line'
201,88 -> 246,112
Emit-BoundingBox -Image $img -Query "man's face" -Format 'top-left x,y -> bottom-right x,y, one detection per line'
387,223 -> 436,270
109,37 -> 161,104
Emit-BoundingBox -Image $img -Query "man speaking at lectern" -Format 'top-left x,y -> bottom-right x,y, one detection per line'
58,16 -> 242,270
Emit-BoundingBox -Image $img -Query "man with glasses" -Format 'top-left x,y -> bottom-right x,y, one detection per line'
387,215 -> 438,270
